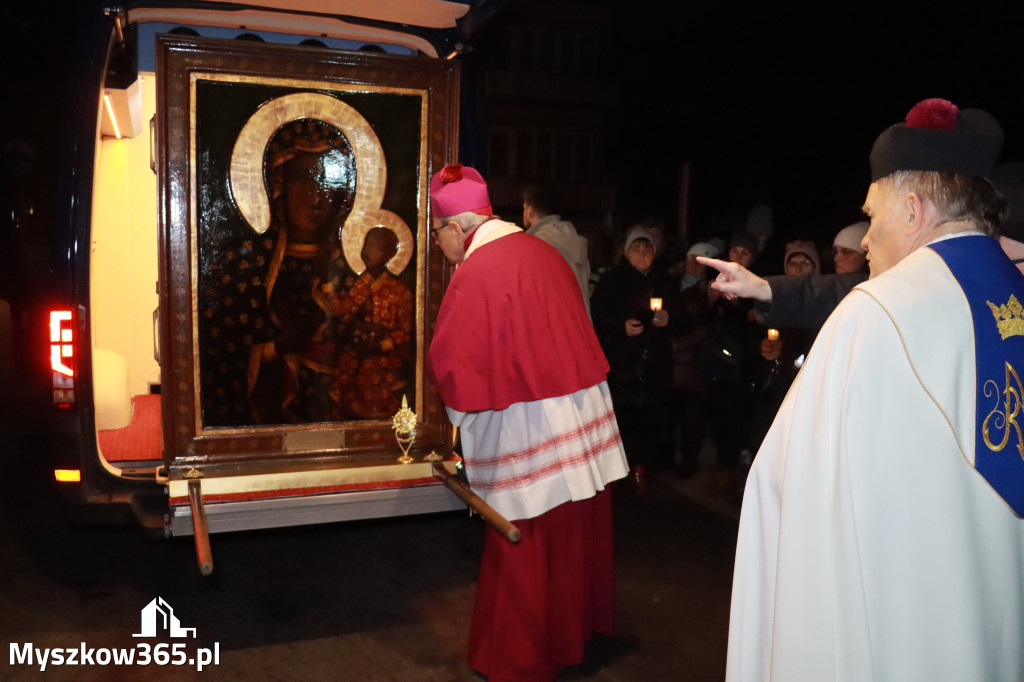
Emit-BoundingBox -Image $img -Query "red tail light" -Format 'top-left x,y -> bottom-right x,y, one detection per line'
49,309 -> 76,409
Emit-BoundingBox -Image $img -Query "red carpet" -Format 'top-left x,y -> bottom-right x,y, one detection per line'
98,394 -> 162,462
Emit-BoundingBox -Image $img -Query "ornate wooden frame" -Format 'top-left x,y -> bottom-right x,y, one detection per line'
155,35 -> 458,479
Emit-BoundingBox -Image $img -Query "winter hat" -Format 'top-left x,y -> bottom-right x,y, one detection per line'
728,231 -> 758,255
784,240 -> 820,273
833,222 -> 869,253
429,163 -> 493,218
686,242 -> 718,259
869,98 -> 1003,182
623,226 -> 655,255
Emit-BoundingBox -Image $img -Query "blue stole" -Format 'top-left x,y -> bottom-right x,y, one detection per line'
930,236 -> 1024,517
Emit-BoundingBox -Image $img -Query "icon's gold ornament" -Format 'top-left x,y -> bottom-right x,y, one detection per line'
392,395 -> 418,464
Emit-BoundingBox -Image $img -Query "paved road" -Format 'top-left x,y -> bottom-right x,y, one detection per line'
0,433 -> 737,682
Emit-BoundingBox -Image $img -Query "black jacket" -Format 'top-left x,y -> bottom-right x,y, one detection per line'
756,272 -> 868,331
591,261 -> 686,407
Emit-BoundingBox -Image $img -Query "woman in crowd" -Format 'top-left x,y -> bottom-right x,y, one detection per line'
592,226 -> 684,491
748,239 -> 820,455
831,221 -> 869,274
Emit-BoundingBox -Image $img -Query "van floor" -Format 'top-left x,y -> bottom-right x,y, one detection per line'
98,393 -> 162,462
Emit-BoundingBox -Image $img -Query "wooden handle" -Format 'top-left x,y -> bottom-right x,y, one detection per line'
187,480 -> 214,576
432,463 -> 521,543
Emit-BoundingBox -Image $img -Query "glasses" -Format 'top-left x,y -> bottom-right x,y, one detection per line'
430,223 -> 449,243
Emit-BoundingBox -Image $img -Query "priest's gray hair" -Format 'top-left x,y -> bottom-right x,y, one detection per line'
436,211 -> 491,234
882,170 -> 1008,237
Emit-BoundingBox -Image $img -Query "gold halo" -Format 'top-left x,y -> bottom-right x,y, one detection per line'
230,92 -> 385,234
342,208 -> 414,276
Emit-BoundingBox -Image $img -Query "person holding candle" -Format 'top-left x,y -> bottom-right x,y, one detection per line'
591,225 -> 684,491
749,240 -> 820,457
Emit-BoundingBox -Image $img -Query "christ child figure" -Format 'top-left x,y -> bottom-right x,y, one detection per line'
330,226 -> 414,419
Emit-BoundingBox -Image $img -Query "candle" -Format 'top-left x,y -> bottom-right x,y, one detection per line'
650,298 -> 662,311
767,328 -> 779,341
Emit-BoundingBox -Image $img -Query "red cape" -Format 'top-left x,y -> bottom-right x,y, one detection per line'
427,231 -> 609,412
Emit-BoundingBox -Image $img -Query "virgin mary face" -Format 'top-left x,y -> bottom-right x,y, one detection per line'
281,150 -> 354,244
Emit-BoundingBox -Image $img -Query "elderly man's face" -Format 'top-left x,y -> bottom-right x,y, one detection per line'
861,180 -> 912,278
432,218 -> 466,265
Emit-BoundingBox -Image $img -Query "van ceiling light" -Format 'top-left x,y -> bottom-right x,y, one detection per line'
101,78 -> 144,139
103,94 -> 122,139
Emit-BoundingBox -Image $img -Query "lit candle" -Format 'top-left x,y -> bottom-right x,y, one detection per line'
650,298 -> 662,311
767,328 -> 779,341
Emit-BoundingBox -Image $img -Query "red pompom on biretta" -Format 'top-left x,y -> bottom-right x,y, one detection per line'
439,163 -> 464,184
429,163 -> 493,218
869,97 -> 1003,182
905,98 -> 959,131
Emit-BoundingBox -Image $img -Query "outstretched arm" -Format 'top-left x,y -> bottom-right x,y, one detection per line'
697,257 -> 773,302
698,257 -> 867,331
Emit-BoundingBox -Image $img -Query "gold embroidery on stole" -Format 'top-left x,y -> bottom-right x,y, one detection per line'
983,361 -> 1023,458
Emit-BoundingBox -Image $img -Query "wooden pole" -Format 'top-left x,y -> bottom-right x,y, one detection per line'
187,479 -> 214,576
432,462 -> 520,543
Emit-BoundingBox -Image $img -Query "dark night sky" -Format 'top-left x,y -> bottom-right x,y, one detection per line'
603,1 -> 1024,250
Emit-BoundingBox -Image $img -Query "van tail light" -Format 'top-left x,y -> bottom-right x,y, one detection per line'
49,308 -> 76,409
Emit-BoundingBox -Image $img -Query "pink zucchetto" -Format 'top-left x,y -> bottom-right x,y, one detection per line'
429,163 -> 493,219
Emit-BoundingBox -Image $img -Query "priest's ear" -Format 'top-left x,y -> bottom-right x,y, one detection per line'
903,191 -> 928,236
449,219 -> 466,241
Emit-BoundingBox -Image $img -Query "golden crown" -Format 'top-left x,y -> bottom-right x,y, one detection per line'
987,294 -> 1024,340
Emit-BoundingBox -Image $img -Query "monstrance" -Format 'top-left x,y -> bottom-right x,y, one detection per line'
391,395 -> 417,464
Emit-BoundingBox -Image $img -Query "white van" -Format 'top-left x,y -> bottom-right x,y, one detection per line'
45,0 -> 500,573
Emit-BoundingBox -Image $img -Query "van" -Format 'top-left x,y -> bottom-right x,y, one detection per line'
42,0 -> 501,573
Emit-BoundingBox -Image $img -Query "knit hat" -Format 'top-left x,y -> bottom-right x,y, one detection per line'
833,222 -> 869,253
729,231 -> 758,255
991,162 -> 1024,242
784,240 -> 820,273
623,226 -> 655,255
429,163 -> 493,219
869,98 -> 1003,182
686,241 -> 718,258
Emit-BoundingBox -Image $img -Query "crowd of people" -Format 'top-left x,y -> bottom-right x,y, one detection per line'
585,207 -> 873,498
424,95 -> 1024,682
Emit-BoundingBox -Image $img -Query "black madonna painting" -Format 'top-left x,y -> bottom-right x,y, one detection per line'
194,84 -> 421,428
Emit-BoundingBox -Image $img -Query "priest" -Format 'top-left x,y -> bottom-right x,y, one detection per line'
726,99 -> 1024,681
425,163 -> 628,682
